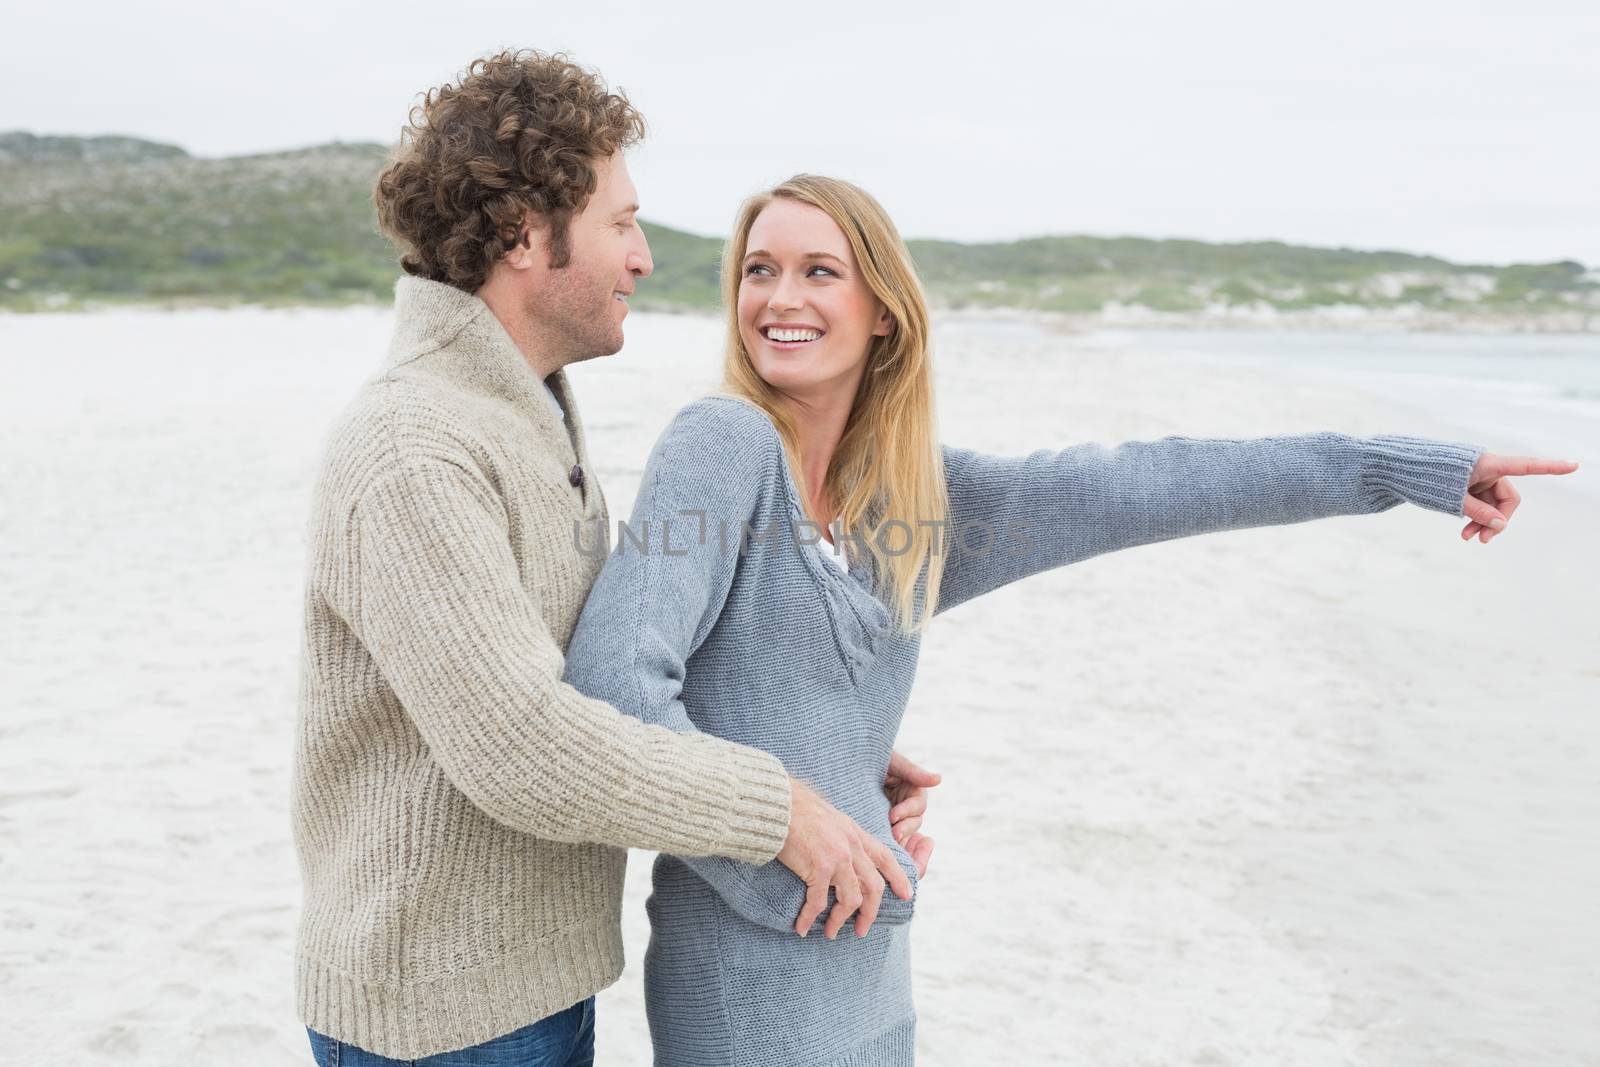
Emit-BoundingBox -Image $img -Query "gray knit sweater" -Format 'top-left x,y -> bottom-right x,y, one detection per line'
290,279 -> 793,1060
562,395 -> 1483,1067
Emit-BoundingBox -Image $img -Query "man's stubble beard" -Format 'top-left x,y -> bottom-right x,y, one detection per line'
538,261 -> 624,367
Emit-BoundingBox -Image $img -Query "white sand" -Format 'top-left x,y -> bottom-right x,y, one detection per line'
1,308 -> 1595,1066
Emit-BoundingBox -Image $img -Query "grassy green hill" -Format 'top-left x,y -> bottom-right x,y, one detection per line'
2,131 -> 1595,322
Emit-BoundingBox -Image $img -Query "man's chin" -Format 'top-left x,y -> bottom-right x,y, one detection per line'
577,331 -> 625,362
597,304 -> 627,357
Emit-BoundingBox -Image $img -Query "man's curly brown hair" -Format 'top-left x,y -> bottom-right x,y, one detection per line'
374,49 -> 646,293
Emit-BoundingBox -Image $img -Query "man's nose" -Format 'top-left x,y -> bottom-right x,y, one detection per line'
629,229 -> 653,278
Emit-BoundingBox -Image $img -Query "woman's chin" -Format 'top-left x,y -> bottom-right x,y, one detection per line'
752,361 -> 821,393
751,353 -> 863,397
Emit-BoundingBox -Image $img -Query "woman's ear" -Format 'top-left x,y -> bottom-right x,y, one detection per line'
873,304 -> 895,337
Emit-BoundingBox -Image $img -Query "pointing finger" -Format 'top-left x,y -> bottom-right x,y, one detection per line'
1484,456 -> 1580,478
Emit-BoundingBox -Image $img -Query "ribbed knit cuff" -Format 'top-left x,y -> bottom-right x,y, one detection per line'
1362,434 -> 1483,516
709,745 -> 792,865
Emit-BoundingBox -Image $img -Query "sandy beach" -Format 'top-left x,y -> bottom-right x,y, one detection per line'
2,307 -> 1595,1066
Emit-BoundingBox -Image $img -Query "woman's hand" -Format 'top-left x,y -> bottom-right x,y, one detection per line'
885,750 -> 940,877
1458,453 -> 1579,543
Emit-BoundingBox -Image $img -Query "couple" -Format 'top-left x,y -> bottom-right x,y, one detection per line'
289,49 -> 1575,1067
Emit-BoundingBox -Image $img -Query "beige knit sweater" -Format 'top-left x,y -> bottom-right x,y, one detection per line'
291,277 -> 793,1059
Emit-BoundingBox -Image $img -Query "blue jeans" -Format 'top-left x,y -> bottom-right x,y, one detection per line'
305,998 -> 595,1066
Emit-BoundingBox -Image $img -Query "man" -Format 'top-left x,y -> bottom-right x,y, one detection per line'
291,50 -> 936,1064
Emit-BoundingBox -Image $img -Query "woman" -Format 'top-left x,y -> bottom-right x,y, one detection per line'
561,175 -> 1575,1066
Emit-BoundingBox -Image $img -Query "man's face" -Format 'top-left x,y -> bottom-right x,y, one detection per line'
535,151 -> 653,363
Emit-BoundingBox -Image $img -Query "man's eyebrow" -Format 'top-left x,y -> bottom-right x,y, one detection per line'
742,249 -> 848,265
613,203 -> 640,217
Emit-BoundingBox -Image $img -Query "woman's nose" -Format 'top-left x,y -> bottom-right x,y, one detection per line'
768,276 -> 803,312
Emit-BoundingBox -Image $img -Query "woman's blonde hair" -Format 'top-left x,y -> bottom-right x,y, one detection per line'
719,174 -> 947,633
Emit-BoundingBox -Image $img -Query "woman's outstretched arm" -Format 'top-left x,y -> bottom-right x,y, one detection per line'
934,432 -> 1483,615
563,397 -> 914,938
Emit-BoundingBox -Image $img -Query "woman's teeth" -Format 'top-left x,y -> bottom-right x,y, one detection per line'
767,328 -> 821,342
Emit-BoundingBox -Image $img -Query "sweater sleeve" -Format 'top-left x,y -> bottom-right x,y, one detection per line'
348,451 -> 791,862
563,399 -> 915,934
936,432 -> 1483,615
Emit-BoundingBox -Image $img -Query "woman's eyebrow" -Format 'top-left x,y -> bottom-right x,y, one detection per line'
742,249 -> 848,264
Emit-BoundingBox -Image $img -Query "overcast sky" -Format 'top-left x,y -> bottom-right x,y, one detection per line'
6,0 -> 1597,265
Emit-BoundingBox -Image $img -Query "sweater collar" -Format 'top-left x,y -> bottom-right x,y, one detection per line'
384,276 -> 589,459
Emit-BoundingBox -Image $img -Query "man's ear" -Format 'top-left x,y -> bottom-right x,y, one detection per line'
500,216 -> 547,272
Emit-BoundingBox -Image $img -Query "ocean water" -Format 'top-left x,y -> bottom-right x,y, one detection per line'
1085,328 -> 1600,475
1123,329 -> 1600,403
927,322 -> 1597,504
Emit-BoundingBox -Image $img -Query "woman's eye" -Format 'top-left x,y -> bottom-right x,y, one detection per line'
807,266 -> 837,278
743,264 -> 772,277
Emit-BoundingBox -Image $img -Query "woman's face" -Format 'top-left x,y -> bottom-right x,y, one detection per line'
736,198 -> 892,402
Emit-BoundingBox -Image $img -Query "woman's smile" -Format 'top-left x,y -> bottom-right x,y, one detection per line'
759,321 -> 828,350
